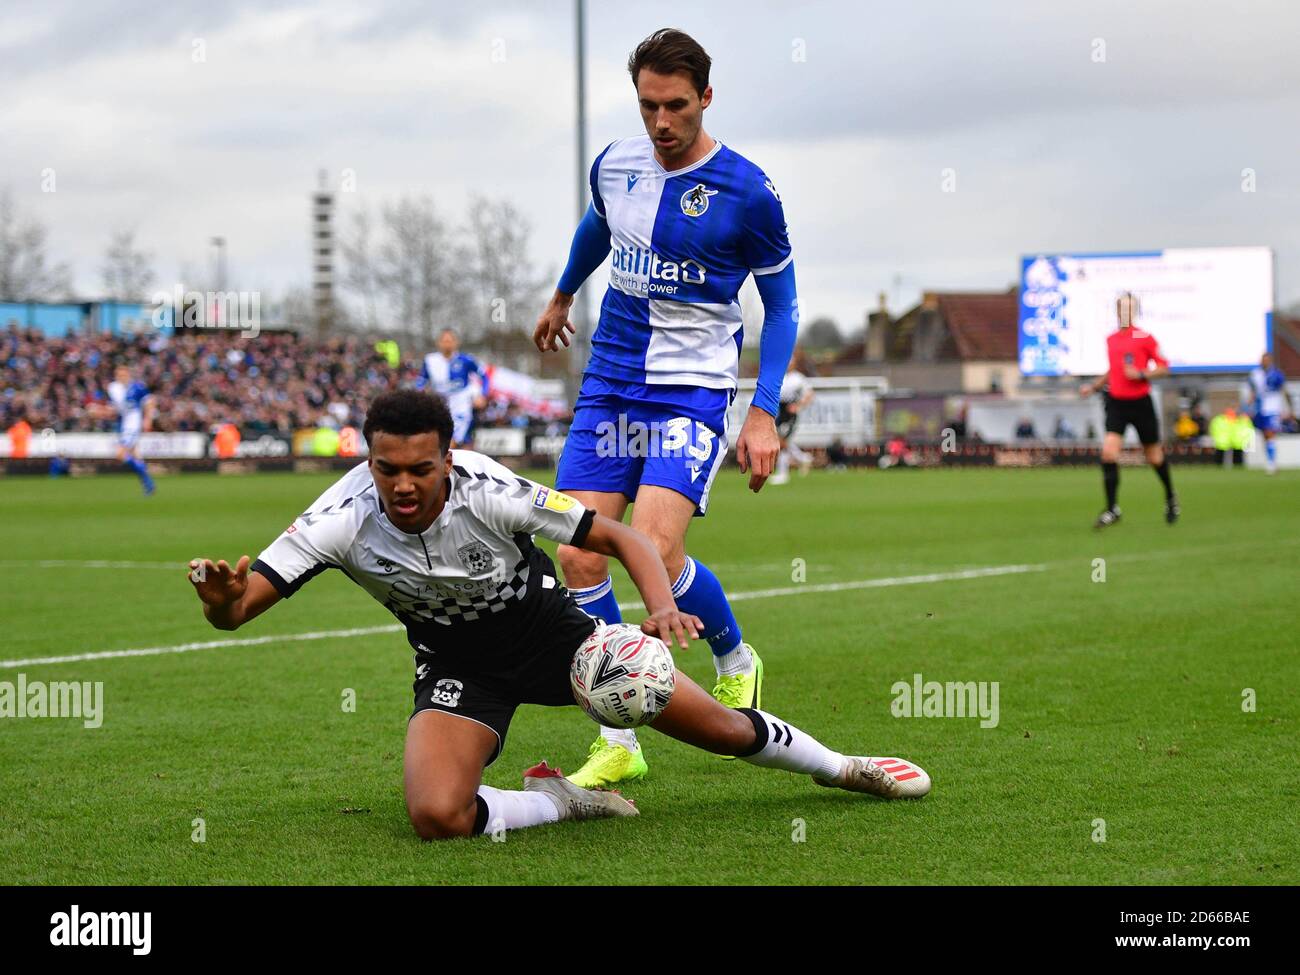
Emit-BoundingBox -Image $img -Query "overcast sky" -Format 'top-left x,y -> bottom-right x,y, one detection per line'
3,0 -> 1298,335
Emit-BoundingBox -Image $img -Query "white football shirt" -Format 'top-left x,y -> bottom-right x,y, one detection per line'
252,451 -> 595,656
779,370 -> 809,406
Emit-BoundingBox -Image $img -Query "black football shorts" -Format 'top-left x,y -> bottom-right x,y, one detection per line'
409,602 -> 597,765
1103,393 -> 1160,445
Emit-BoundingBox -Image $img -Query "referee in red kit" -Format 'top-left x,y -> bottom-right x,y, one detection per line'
1079,292 -> 1179,528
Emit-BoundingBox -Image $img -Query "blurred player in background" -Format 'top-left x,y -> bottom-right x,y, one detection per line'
417,328 -> 487,447
1248,352 -> 1288,475
1079,292 -> 1177,528
771,362 -> 814,485
533,28 -> 799,787
106,364 -> 155,495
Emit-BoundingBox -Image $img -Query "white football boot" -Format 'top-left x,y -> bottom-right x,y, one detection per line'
523,762 -> 638,820
813,756 -> 931,799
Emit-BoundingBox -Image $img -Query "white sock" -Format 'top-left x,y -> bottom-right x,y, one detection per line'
599,726 -> 639,750
477,784 -> 559,833
775,451 -> 790,478
714,641 -> 753,677
737,709 -> 844,780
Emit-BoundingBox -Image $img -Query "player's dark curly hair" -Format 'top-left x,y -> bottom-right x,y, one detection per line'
362,389 -> 455,453
628,28 -> 711,97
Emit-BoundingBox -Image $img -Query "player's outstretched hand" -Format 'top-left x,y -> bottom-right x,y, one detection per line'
188,555 -> 250,609
534,291 -> 576,352
735,406 -> 780,492
641,608 -> 703,650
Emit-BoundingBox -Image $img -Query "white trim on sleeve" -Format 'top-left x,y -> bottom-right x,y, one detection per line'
751,253 -> 794,276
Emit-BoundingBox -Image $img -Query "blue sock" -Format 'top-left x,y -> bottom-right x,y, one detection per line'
1266,440 -> 1277,462
125,456 -> 154,493
569,576 -> 622,625
671,557 -> 742,656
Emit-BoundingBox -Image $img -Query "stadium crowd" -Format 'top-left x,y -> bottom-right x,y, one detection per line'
0,326 -> 568,437
1,327 -> 410,434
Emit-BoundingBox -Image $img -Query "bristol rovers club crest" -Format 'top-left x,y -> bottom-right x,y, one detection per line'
680,183 -> 718,217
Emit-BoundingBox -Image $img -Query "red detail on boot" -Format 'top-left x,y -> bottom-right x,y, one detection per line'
523,761 -> 564,779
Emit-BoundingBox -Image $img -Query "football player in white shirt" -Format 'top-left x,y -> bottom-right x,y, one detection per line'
187,391 -> 930,840
771,366 -> 815,485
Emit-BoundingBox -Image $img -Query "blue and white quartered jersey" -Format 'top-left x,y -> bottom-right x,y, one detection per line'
421,352 -> 486,418
1249,365 -> 1288,416
107,380 -> 149,439
588,135 -> 792,392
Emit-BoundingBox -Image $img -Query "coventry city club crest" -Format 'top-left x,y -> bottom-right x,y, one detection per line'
457,540 -> 495,575
432,679 -> 463,708
680,183 -> 718,217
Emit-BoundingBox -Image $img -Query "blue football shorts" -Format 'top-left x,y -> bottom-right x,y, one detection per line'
556,375 -> 732,516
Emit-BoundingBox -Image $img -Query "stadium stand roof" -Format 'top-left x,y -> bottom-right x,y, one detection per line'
837,287 -> 1019,366
932,291 -> 1019,361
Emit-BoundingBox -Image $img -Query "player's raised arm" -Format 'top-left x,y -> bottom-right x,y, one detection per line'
577,514 -> 702,650
187,556 -> 282,631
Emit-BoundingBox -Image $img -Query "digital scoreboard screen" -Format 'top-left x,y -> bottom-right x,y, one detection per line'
1018,247 -> 1273,376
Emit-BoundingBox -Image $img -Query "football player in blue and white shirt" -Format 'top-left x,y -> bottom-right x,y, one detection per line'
187,391 -> 931,842
106,364 -> 156,495
533,29 -> 799,787
418,328 -> 488,447
1248,353 -> 1289,474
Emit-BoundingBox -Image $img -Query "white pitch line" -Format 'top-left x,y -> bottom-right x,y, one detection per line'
0,559 -> 182,570
616,562 -> 1045,611
0,626 -> 403,669
0,563 -> 1045,670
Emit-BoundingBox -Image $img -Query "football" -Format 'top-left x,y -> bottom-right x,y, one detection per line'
570,623 -> 676,728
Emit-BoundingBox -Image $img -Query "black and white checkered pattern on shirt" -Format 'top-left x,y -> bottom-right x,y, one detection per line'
396,557 -> 532,625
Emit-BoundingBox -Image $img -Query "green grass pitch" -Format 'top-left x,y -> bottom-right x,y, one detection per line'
0,463 -> 1296,885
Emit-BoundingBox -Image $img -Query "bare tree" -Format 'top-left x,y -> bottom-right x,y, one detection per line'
339,209 -> 381,331
372,195 -> 463,341
101,229 -> 155,302
279,284 -> 319,330
0,187 -> 73,301
336,193 -> 548,356
462,195 -> 550,347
